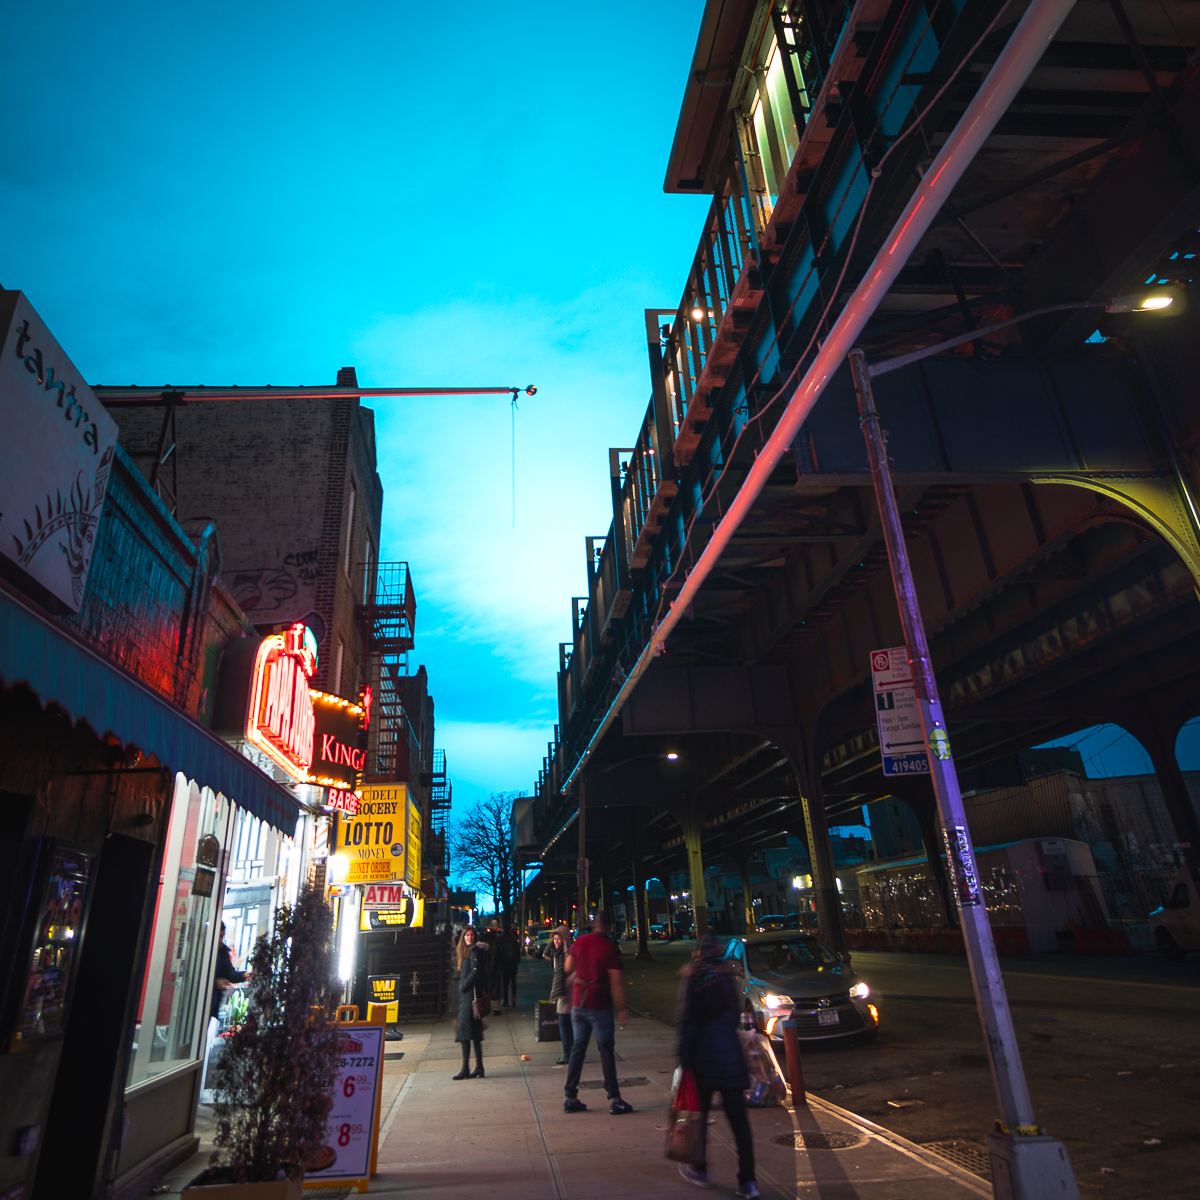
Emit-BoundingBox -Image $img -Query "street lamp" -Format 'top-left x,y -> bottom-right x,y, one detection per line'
844,286 -> 1179,1193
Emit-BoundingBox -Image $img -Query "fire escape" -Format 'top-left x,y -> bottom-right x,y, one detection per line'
428,749 -> 451,835
358,561 -> 416,780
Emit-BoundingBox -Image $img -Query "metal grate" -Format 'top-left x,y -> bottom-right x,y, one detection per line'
359,561 -> 417,780
923,1139 -> 992,1180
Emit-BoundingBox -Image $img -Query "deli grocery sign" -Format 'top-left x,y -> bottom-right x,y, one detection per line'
335,785 -> 423,885
0,292 -> 119,611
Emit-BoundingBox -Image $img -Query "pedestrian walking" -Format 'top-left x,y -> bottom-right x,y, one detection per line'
674,936 -> 758,1197
562,911 -> 634,1115
453,926 -> 487,1079
546,926 -> 573,1065
210,922 -> 249,1020
499,924 -> 521,1007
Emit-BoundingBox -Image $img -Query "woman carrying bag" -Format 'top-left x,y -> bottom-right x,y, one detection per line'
673,936 -> 758,1198
453,926 -> 488,1079
546,927 -> 573,1065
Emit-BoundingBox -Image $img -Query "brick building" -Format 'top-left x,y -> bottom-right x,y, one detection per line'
103,366 -> 381,705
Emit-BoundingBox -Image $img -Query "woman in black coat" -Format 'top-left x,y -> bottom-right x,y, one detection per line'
675,936 -> 757,1198
454,926 -> 487,1079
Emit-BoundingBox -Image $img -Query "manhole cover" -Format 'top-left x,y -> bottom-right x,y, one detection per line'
923,1139 -> 991,1180
772,1131 -> 867,1151
578,1076 -> 648,1089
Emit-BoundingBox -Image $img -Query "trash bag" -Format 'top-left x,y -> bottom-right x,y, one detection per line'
740,1029 -> 786,1107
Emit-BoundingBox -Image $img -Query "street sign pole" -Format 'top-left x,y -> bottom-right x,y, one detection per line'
850,349 -> 1080,1199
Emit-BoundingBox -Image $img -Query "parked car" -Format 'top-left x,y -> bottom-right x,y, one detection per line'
756,913 -> 799,932
1150,867 -> 1200,960
529,928 -> 556,958
649,924 -> 666,940
724,933 -> 878,1045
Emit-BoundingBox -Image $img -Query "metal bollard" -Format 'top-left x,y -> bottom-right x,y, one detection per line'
781,1019 -> 807,1107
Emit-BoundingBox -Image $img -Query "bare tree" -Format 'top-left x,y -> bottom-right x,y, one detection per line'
450,792 -> 516,922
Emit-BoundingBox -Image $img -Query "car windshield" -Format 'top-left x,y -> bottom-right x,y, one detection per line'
746,937 -> 838,974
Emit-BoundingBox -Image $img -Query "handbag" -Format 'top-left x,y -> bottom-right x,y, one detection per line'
664,1068 -> 704,1163
472,990 -> 492,1020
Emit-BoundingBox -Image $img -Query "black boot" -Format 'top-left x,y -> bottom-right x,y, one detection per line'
471,1039 -> 484,1077
453,1046 -> 472,1079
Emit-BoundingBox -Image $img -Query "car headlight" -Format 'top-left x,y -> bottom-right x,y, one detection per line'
761,993 -> 790,1009
851,983 -> 870,999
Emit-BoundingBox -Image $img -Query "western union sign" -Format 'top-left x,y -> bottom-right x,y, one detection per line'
335,785 -> 422,885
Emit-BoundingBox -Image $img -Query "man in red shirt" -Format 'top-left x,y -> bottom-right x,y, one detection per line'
562,911 -> 633,1114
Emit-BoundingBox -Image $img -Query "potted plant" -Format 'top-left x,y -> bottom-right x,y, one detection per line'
183,885 -> 341,1199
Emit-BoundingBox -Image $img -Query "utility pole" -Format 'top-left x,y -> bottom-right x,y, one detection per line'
850,349 -> 1079,1199
576,777 -> 588,934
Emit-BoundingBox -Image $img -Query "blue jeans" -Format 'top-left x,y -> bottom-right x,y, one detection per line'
564,1007 -> 619,1100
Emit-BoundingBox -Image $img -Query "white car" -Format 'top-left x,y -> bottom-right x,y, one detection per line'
1150,867 -> 1200,960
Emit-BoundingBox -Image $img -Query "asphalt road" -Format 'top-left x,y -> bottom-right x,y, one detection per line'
541,939 -> 1200,1199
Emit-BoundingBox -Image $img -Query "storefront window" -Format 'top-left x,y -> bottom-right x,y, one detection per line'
128,776 -> 230,1088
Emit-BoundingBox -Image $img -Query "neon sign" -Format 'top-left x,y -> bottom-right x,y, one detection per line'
307,690 -> 367,790
246,623 -> 316,780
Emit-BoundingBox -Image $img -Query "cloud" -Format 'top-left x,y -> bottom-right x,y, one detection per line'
436,718 -> 550,809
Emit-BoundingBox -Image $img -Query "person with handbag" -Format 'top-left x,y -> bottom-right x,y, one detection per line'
546,926 -> 573,1065
674,936 -> 757,1197
453,926 -> 488,1079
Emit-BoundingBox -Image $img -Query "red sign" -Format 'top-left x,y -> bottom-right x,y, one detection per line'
247,623 -> 316,781
327,789 -> 360,815
308,690 -> 368,790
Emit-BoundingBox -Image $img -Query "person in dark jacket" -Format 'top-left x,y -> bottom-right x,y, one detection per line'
499,925 -> 521,1007
210,923 -> 248,1020
480,922 -> 504,1017
453,926 -> 487,1079
675,936 -> 757,1198
546,927 -> 573,1065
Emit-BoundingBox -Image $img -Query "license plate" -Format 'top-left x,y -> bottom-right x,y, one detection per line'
817,1010 -> 840,1026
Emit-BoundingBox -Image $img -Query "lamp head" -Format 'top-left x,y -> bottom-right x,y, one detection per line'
1105,288 -> 1181,314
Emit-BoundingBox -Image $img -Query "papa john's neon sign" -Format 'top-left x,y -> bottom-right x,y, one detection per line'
246,623 -> 317,781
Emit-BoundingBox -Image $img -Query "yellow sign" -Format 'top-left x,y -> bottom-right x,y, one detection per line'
358,897 -> 424,932
367,975 -> 399,1022
336,784 -> 408,884
406,795 -> 422,887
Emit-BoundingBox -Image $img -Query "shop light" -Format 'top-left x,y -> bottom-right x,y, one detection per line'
337,888 -> 360,982
327,853 -> 350,883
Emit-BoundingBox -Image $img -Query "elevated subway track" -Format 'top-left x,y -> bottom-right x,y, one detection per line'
525,0 -> 1200,950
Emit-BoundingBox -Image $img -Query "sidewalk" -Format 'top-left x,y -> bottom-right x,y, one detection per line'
145,987 -> 989,1199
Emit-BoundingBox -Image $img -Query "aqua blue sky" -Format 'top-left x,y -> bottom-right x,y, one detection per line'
2,1 -> 711,809
5,3 -> 1196,814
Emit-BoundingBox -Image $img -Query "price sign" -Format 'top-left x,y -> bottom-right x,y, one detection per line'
304,1024 -> 384,1188
870,647 -> 929,777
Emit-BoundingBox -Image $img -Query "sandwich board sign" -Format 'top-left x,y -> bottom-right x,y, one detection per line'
870,647 -> 929,776
303,1012 -> 385,1193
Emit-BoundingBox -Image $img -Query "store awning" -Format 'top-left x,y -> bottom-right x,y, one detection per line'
0,586 -> 298,833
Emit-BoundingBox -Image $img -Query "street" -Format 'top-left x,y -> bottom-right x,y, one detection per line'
600,941 -> 1200,1198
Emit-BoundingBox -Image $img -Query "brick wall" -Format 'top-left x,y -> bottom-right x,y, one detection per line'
109,389 -> 383,701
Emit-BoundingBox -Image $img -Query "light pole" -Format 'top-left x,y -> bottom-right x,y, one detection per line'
845,288 -> 1176,1198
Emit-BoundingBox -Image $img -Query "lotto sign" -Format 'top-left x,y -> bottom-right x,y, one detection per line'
305,1025 -> 384,1186
336,784 -> 409,883
870,647 -> 929,777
